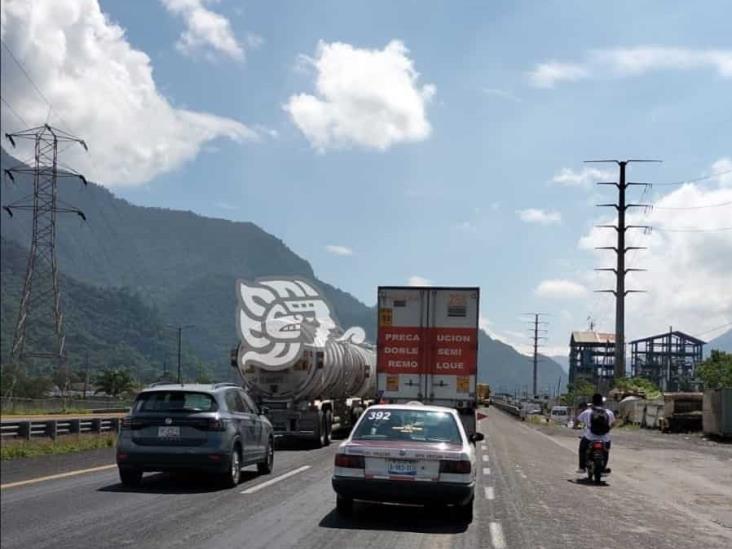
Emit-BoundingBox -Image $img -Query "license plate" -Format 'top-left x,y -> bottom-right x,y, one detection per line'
157,426 -> 180,438
388,459 -> 416,476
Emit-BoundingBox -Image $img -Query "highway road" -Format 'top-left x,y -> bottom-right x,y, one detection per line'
2,407 -> 731,549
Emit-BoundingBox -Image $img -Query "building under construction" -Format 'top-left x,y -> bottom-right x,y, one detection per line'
630,330 -> 705,391
569,331 -> 616,391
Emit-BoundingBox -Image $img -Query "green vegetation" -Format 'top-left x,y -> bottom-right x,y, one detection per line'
0,433 -> 116,460
697,350 -> 732,389
613,377 -> 662,400
95,369 -> 136,398
560,380 -> 596,405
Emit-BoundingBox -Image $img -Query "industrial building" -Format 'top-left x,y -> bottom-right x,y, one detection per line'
569,331 -> 616,392
630,330 -> 705,391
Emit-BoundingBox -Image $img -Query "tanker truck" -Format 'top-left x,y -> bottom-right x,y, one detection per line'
231,277 -> 376,447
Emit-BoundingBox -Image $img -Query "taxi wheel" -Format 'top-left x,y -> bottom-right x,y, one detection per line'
456,497 -> 474,523
336,495 -> 353,516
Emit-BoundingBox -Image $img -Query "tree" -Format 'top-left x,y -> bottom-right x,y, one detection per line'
697,351 -> 732,390
95,369 -> 136,398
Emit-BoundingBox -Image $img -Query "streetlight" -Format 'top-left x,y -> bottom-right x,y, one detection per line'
168,324 -> 195,384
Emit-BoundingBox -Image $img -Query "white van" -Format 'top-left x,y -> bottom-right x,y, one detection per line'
549,405 -> 569,424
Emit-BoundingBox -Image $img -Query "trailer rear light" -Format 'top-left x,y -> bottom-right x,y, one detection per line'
439,460 -> 471,474
335,454 -> 365,468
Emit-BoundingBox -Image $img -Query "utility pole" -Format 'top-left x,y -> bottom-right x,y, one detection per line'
169,324 -> 195,384
588,159 -> 658,379
523,313 -> 548,397
2,125 -> 88,397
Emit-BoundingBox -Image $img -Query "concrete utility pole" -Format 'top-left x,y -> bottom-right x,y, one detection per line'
169,324 -> 195,384
3,125 -> 88,395
588,159 -> 659,379
524,313 -> 548,397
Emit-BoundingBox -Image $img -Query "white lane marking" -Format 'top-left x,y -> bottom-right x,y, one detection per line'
482,454 -> 489,462
484,486 -> 495,500
240,465 -> 310,494
489,521 -> 506,549
0,464 -> 117,490
483,467 -> 491,476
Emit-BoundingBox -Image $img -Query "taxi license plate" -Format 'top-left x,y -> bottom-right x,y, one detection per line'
157,426 -> 180,438
388,459 -> 416,476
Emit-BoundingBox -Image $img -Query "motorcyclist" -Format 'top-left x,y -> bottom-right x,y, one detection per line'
575,393 -> 615,474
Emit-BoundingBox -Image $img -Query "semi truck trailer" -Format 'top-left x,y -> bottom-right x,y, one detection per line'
376,286 -> 480,435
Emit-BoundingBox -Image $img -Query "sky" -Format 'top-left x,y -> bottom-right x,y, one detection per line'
1,0 -> 731,357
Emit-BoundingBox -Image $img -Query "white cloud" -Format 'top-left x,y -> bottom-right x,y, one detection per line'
285,40 -> 435,151
710,157 -> 732,187
529,47 -> 732,88
325,244 -> 353,256
161,0 -> 244,61
551,167 -> 615,189
407,275 -> 432,286
528,62 -> 588,88
535,279 -> 589,299
516,208 -> 562,225
579,158 -> 732,339
0,0 -> 256,186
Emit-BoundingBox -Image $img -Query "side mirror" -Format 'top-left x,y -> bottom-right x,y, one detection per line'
260,406 -> 270,415
470,432 -> 485,444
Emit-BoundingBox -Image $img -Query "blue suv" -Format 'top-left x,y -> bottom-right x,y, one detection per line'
117,383 -> 274,488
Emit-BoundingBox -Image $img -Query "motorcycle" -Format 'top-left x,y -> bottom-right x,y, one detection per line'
585,440 -> 609,484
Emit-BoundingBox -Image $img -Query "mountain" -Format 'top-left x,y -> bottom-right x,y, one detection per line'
477,332 -> 566,394
549,355 -> 569,373
1,237 -> 206,382
1,148 -> 564,392
706,329 -> 732,355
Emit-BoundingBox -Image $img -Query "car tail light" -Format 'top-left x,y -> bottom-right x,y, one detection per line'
206,418 -> 227,431
439,460 -> 471,474
121,417 -> 134,430
334,454 -> 365,468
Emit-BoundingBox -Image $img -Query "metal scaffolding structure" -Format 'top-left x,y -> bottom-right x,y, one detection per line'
569,331 -> 616,391
630,329 -> 705,391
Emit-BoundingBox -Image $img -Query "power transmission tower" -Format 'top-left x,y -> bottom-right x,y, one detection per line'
3,125 -> 88,389
523,313 -> 548,397
587,159 -> 658,379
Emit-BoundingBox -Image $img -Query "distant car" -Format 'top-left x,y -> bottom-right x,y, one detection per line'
549,405 -> 569,423
331,403 -> 484,522
116,383 -> 274,488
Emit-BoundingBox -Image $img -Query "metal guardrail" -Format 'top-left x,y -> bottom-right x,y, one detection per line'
492,399 -> 521,417
0,417 -> 122,440
1,397 -> 133,414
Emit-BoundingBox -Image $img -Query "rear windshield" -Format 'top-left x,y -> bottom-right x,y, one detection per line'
352,408 -> 462,444
135,391 -> 217,413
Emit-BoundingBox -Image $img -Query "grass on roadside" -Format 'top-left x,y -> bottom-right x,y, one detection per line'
1,433 -> 117,460
1,408 -> 96,416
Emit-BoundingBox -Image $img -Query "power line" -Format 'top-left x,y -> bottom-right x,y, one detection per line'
653,225 -> 732,233
651,200 -> 732,210
693,322 -> 732,339
0,95 -> 29,127
652,168 -> 732,186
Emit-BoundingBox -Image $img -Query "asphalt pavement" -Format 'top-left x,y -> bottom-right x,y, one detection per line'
1,407 -> 731,548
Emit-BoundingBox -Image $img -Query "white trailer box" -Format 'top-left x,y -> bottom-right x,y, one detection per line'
376,286 -> 479,434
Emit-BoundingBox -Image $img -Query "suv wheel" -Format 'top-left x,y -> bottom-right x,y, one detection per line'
222,446 -> 241,488
257,438 -> 274,475
119,467 -> 142,487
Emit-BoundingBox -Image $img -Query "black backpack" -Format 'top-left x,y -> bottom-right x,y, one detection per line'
589,406 -> 610,436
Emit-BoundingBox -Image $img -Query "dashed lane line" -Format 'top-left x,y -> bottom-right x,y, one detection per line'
1,464 -> 117,490
240,465 -> 311,494
482,454 -> 489,462
483,467 -> 491,476
489,521 -> 507,549
484,486 -> 495,500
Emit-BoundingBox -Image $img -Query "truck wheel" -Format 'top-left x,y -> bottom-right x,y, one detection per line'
118,467 -> 142,487
257,438 -> 274,475
323,410 -> 332,446
336,495 -> 353,516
